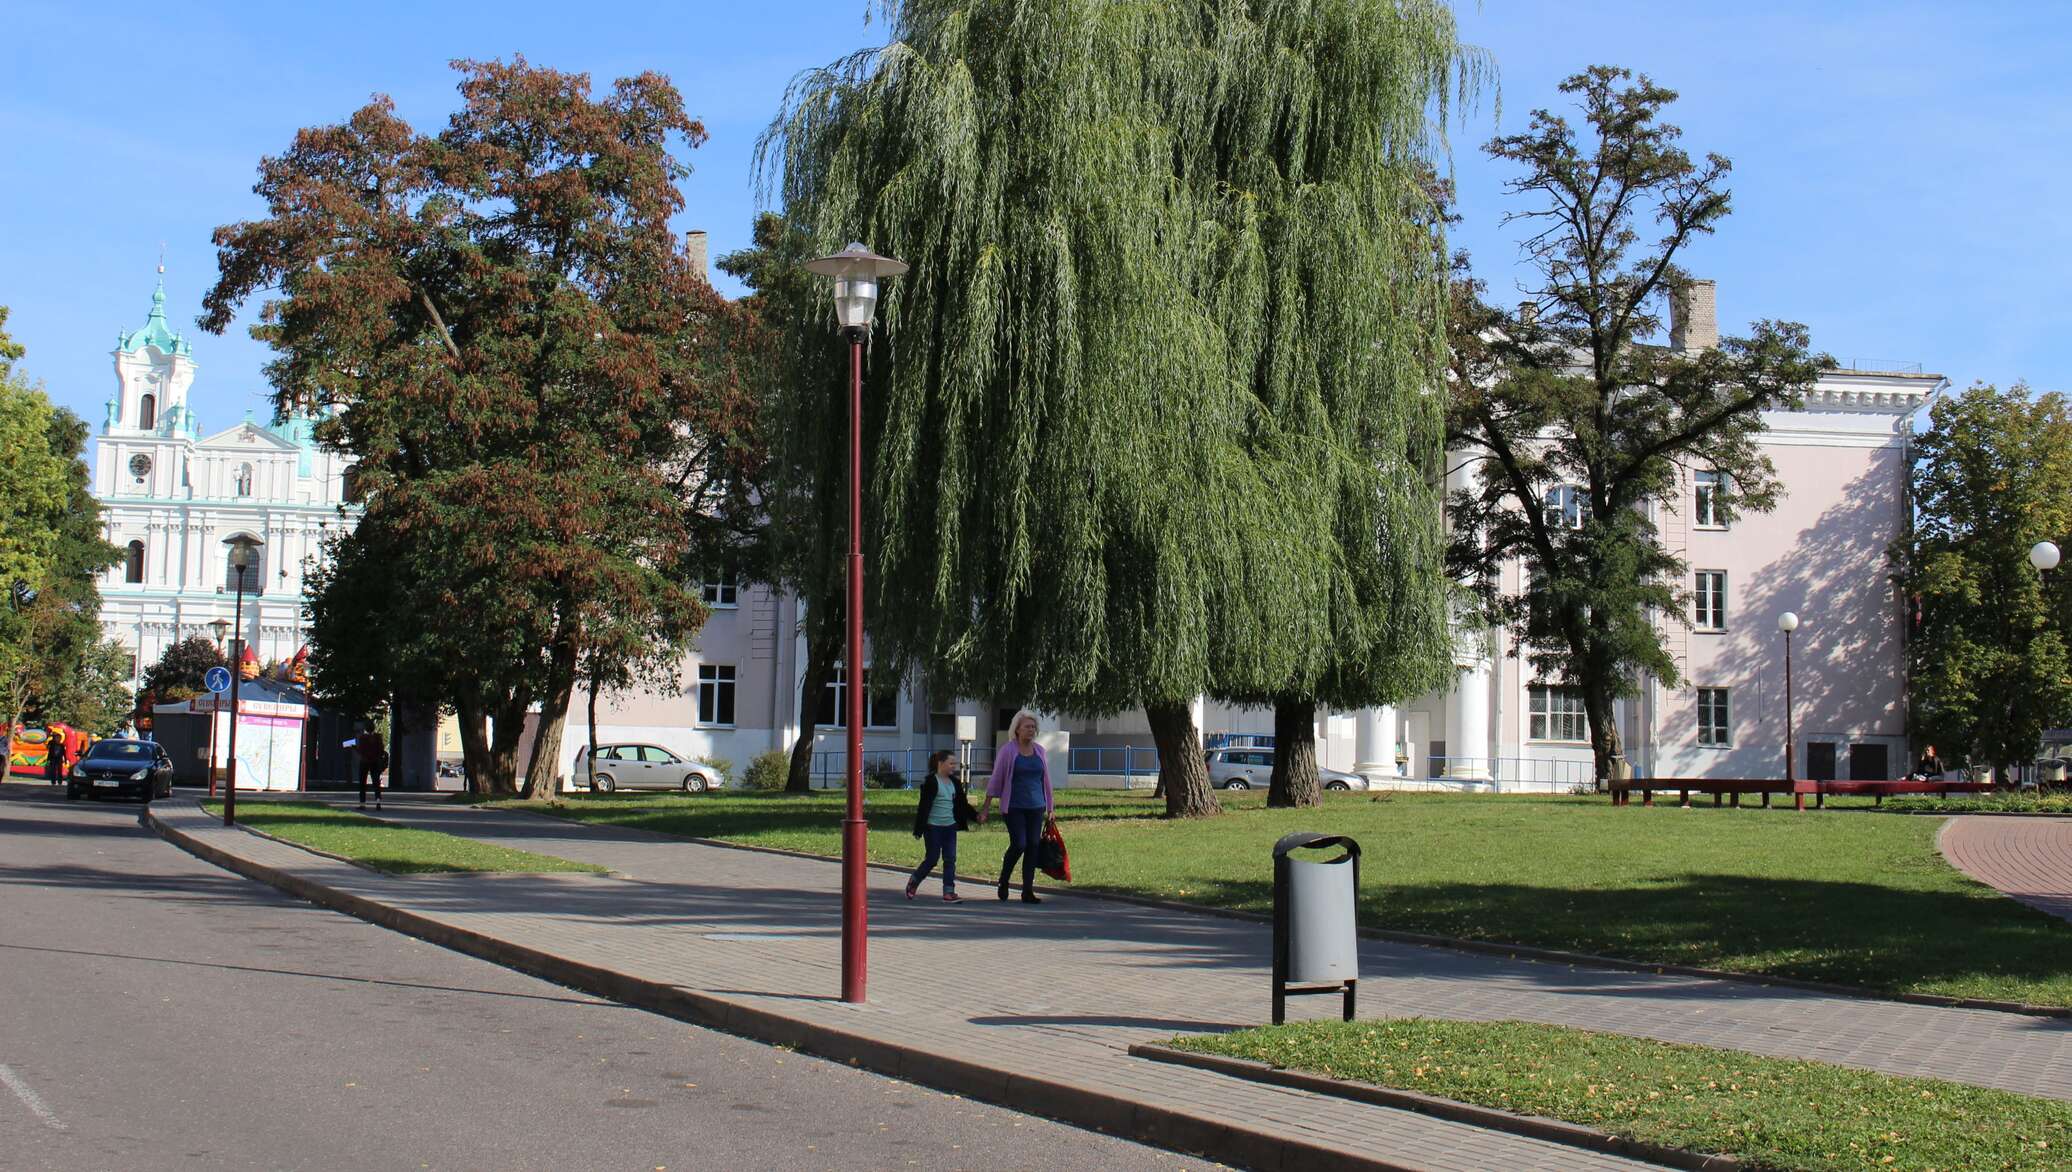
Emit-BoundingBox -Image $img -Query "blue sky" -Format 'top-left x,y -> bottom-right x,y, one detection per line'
4,1 -> 2067,431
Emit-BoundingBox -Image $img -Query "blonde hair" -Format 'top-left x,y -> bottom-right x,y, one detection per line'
1008,708 -> 1041,741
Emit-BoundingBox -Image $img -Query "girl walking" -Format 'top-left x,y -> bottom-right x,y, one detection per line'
979,709 -> 1053,903
908,750 -> 976,902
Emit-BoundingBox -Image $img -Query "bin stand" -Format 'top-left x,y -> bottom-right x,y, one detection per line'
1272,832 -> 1362,1026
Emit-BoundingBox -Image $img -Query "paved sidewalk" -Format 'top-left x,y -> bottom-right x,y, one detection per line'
154,798 -> 2072,1168
1941,815 -> 2072,924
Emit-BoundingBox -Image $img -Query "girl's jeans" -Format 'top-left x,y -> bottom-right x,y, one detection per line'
910,824 -> 959,893
999,807 -> 1046,891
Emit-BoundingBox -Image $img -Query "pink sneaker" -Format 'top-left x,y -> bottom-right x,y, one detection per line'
942,892 -> 964,903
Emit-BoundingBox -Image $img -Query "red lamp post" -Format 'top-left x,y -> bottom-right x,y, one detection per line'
803,242 -> 908,1004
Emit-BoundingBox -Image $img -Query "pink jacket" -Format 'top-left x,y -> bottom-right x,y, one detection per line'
986,741 -> 1054,812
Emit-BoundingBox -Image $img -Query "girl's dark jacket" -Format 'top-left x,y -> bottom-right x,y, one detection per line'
912,775 -> 979,837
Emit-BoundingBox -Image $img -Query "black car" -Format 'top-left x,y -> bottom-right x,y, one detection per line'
66,739 -> 175,803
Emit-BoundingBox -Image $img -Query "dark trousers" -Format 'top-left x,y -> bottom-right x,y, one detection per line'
999,807 -> 1046,892
359,764 -> 385,807
910,824 -> 959,893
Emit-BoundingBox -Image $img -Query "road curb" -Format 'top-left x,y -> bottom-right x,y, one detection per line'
145,802 -> 1439,1172
496,803 -> 2072,1021
1131,1044 -> 1743,1172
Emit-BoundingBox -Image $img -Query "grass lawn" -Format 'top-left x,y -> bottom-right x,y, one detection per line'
207,801 -> 604,876
496,789 -> 2072,1005
1169,1018 -> 2071,1172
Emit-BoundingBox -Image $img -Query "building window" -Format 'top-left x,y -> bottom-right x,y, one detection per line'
697,664 -> 736,726
1541,485 -> 1587,530
234,463 -> 254,497
819,666 -> 897,729
224,542 -> 265,596
138,394 -> 157,430
1528,686 -> 1588,742
1694,570 -> 1726,631
341,467 -> 364,503
701,569 -> 738,608
1694,470 -> 1725,528
124,540 -> 145,584
1697,687 -> 1731,747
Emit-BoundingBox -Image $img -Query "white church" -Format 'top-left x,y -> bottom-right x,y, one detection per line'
93,274 -> 357,691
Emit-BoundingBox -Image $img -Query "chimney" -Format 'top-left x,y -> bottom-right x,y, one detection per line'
1670,278 -> 1717,351
685,230 -> 710,285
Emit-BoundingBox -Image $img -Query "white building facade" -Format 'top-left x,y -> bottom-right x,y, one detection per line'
562,280 -> 1934,790
92,278 -> 356,690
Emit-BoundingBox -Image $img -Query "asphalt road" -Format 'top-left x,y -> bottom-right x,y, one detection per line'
0,784 -> 1213,1171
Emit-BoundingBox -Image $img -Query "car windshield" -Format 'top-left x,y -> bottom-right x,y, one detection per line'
85,741 -> 151,760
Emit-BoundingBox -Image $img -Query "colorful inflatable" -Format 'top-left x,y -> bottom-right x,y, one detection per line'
7,723 -> 93,780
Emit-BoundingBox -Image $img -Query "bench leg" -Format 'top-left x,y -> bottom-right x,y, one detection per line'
1761,792 -> 1770,808
1713,792 -> 1723,808
1794,792 -> 1804,811
1679,789 -> 1690,808
1731,792 -> 1741,808
1643,790 -> 1653,807
1816,793 -> 1825,809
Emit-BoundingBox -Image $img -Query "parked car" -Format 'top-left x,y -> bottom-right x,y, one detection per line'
571,744 -> 721,794
66,739 -> 174,803
1203,748 -> 1368,791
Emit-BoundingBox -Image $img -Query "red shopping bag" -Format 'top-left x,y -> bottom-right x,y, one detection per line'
1038,818 -> 1072,882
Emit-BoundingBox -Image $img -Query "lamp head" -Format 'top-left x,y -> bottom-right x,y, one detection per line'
1778,612 -> 1800,633
803,243 -> 908,333
2031,541 -> 2061,572
222,533 -> 264,569
209,618 -> 229,638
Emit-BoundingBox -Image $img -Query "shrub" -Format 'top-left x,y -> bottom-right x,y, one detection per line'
696,755 -> 735,787
743,750 -> 789,792
866,757 -> 908,788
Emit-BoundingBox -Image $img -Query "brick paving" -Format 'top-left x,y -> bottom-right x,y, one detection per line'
1940,815 -> 2072,924
155,798 -> 2072,1168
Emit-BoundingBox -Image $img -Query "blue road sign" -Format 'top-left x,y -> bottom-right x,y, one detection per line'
204,666 -> 233,695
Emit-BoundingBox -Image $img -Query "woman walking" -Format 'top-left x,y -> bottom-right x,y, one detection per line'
908,750 -> 976,902
979,709 -> 1054,903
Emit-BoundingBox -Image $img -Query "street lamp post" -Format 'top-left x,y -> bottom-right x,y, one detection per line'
206,618 -> 230,796
803,242 -> 908,1005
222,535 -> 264,827
1779,611 -> 1800,808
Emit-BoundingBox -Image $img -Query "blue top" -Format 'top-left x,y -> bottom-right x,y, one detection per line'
927,778 -> 957,826
1010,750 -> 1047,810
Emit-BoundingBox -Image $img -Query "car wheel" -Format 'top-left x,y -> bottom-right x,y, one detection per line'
1325,781 -> 1349,792
1225,779 -> 1250,791
681,773 -> 705,794
595,775 -> 615,794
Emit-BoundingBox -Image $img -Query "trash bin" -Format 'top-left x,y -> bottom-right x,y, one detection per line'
2036,758 -> 2068,785
1272,832 -> 1361,1025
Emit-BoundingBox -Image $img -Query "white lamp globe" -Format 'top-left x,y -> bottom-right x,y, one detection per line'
2031,541 -> 2061,572
1778,612 -> 1800,633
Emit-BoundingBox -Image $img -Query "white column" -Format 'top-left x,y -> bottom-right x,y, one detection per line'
1447,660 -> 1491,779
1378,705 -> 1400,775
1189,694 -> 1207,746
1354,706 -> 1400,777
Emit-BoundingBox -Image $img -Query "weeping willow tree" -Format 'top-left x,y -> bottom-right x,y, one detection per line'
762,0 -> 1477,816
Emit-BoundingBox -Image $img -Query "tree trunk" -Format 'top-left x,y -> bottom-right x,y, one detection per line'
1267,697 -> 1321,808
476,695 -> 529,795
521,619 -> 581,800
1147,699 -> 1220,818
455,695 -> 489,796
1584,684 -> 1624,791
785,610 -> 841,793
585,652 -> 601,795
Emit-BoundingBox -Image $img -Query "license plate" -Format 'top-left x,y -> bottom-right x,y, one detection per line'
93,779 -> 121,788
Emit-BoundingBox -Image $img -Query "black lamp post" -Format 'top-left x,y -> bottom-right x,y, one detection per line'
1778,611 -> 1800,785
801,241 -> 907,1005
222,534 -> 263,826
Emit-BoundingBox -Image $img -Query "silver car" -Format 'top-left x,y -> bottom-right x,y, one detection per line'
575,744 -> 721,794
1204,748 -> 1368,791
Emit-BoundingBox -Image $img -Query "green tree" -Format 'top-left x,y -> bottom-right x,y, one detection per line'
140,636 -> 229,704
202,58 -> 757,796
1446,68 -> 1827,785
1,311 -> 121,762
762,0 -> 1474,815
1901,384 -> 2072,777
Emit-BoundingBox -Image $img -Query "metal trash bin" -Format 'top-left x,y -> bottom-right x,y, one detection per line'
1272,832 -> 1361,1025
2036,758 -> 2068,785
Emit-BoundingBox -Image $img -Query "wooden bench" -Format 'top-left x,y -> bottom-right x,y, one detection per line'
1612,777 -> 1995,809
1611,778 -> 1796,808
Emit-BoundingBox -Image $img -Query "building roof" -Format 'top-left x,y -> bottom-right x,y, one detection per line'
116,276 -> 193,358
